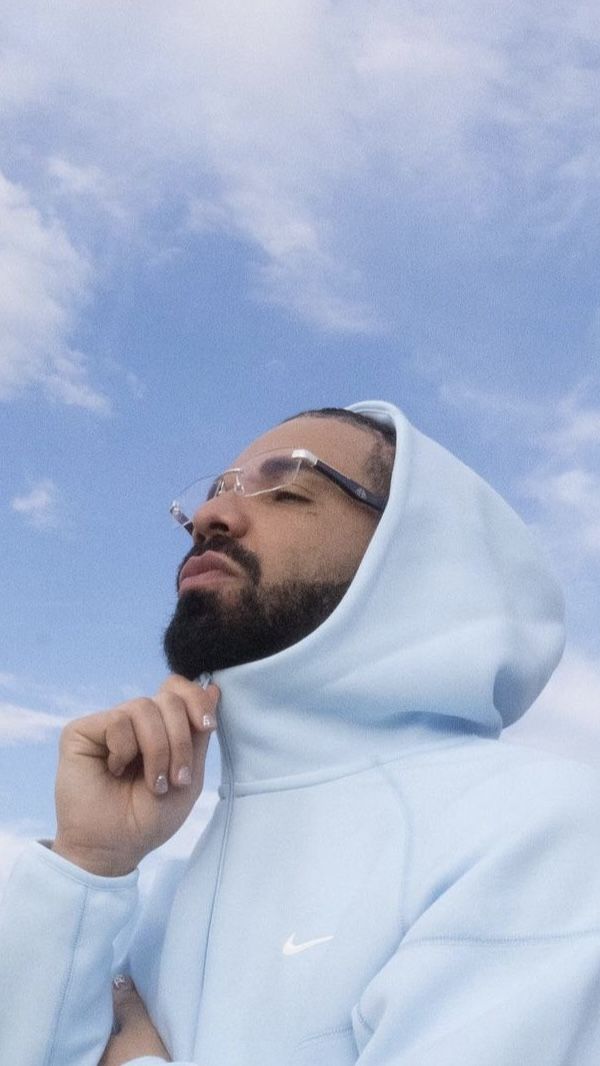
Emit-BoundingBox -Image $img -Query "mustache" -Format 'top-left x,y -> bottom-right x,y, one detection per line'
176,534 -> 261,590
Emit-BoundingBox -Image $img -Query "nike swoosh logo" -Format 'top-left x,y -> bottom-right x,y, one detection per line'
282,933 -> 335,956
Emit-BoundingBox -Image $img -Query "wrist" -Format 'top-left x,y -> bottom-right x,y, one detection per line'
52,838 -> 139,877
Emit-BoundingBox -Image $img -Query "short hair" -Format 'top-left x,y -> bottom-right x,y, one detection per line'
280,407 -> 396,498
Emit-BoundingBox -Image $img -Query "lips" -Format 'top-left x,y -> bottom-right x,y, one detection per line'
179,550 -> 242,588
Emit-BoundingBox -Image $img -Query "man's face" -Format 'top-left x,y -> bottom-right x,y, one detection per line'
163,417 -> 384,678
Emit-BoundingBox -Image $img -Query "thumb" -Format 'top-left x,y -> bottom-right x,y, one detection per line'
106,975 -> 170,1064
111,975 -> 147,1026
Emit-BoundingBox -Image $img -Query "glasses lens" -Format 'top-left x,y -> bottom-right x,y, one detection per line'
241,451 -> 303,494
170,450 -> 304,529
170,473 -> 229,528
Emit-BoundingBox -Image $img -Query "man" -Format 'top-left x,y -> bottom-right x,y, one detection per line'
1,399 -> 600,1065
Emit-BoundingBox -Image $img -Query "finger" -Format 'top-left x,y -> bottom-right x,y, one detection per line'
125,699 -> 172,796
154,689 -> 217,797
105,700 -> 170,794
187,714 -> 216,795
159,675 -> 220,732
152,690 -> 196,789
109,975 -> 170,1061
60,711 -> 121,759
105,713 -> 138,778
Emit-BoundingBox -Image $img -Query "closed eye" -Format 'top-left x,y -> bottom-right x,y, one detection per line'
271,490 -> 310,503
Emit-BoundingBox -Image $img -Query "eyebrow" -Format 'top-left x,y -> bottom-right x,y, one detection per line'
258,456 -> 301,478
205,456 -> 303,500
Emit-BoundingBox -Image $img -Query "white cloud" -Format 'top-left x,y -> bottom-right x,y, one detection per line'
47,156 -> 125,220
10,478 -> 60,529
505,646 -> 600,767
539,388 -> 600,456
438,381 -> 544,424
189,190 -> 380,332
438,378 -> 600,566
47,156 -> 109,198
0,670 -> 133,721
521,401 -> 600,560
0,171 -> 109,412
2,0 -> 600,337
520,465 -> 600,559
0,700 -> 68,745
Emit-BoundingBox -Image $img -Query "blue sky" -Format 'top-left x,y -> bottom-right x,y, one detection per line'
1,0 -> 600,887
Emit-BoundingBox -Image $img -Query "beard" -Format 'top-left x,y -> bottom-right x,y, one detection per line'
163,537 -> 351,680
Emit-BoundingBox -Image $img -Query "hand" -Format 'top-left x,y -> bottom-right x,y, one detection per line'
53,675 -> 219,876
99,976 -> 171,1065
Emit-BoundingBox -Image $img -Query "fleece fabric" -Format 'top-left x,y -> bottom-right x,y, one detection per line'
1,399 -> 600,1066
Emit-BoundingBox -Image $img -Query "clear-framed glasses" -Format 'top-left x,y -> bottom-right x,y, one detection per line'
170,447 -> 388,534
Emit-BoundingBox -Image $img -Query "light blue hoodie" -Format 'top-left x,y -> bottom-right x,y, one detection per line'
2,399 -> 600,1065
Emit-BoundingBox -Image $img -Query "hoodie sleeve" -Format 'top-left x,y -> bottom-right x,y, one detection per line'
0,846 -> 201,1066
350,760 -> 600,1065
0,842 -> 139,1066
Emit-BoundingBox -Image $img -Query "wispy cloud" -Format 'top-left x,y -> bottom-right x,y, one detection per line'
10,478 -> 60,529
47,156 -> 124,221
0,671 -> 120,721
538,386 -> 600,456
0,701 -> 68,745
0,171 -> 109,412
438,382 -> 544,425
439,377 -> 600,565
519,385 -> 600,565
3,1 -> 600,343
506,646 -> 600,766
0,670 -> 107,744
521,466 -> 600,558
189,191 -> 380,332
439,379 -> 600,461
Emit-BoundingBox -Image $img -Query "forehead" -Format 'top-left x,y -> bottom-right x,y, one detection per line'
233,417 -> 374,481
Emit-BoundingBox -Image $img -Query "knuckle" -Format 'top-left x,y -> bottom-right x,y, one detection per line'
106,698 -> 156,728
59,714 -> 93,746
106,708 -> 129,730
157,678 -> 182,701
59,721 -> 76,751
131,697 -> 159,715
60,718 -> 77,740
161,673 -> 193,690
162,692 -> 187,715
159,676 -> 204,708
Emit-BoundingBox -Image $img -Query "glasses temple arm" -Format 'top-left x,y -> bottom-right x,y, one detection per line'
313,459 -> 387,513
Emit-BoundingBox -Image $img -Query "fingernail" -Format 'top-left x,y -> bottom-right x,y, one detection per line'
202,714 -> 217,730
112,974 -> 132,992
177,766 -> 192,786
154,773 -> 169,794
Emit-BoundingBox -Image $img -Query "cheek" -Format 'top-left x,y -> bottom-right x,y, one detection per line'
264,521 -> 375,585
321,517 -> 379,579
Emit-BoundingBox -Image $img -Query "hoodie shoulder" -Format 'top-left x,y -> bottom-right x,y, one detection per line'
395,742 -> 600,940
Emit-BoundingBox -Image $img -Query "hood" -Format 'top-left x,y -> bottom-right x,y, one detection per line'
212,400 -> 565,788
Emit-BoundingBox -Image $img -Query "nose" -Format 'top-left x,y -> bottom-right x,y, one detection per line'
190,491 -> 251,545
